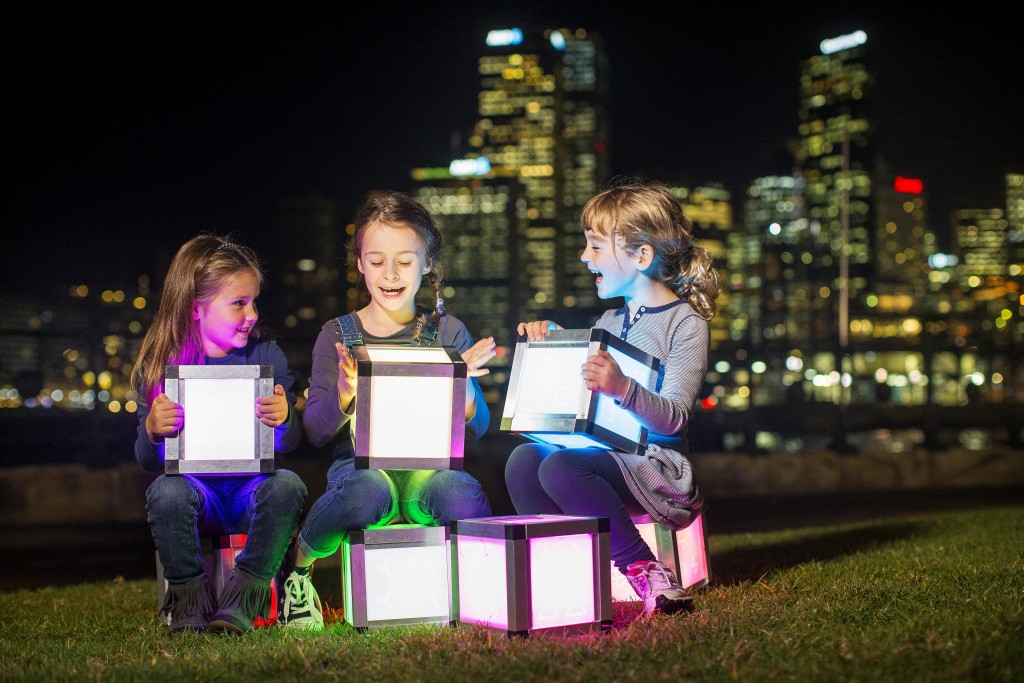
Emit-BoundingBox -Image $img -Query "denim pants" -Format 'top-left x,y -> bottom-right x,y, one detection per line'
296,458 -> 492,560
504,442 -> 656,571
146,470 -> 307,584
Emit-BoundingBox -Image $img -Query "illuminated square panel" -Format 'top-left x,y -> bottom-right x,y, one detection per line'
451,514 -> 612,637
352,345 -> 467,470
610,512 -> 711,602
341,524 -> 451,629
500,329 -> 659,454
163,364 -> 275,475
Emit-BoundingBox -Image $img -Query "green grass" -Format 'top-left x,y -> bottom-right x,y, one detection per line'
2,506 -> 1022,682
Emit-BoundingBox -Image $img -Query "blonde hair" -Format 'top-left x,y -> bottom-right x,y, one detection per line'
581,178 -> 719,320
130,233 -> 265,404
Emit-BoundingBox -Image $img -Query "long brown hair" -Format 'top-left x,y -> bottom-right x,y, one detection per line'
349,190 -> 446,342
130,233 -> 265,404
581,178 -> 720,320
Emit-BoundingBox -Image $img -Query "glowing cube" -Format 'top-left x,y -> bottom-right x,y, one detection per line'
340,524 -> 452,629
352,345 -> 467,470
610,512 -> 711,602
451,514 -> 612,636
163,364 -> 275,476
500,329 -> 660,454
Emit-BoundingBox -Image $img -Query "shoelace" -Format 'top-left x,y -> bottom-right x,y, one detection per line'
283,575 -> 311,617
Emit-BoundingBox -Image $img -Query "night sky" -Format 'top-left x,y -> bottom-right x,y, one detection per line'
4,3 -> 1021,297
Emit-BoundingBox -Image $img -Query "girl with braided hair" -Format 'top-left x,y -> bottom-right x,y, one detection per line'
279,190 -> 496,629
505,178 -> 719,617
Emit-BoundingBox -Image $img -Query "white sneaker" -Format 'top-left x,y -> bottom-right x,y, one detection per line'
279,569 -> 324,631
625,560 -> 695,615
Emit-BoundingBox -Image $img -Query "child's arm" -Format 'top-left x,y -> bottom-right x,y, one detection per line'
133,391 -> 182,472
302,327 -> 353,448
614,315 -> 710,436
460,335 -> 496,421
262,340 -> 302,453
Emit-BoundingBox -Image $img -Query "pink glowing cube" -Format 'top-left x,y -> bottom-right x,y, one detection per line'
451,514 -> 612,636
610,512 -> 711,602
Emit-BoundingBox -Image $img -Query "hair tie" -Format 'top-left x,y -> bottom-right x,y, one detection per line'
436,295 -> 446,317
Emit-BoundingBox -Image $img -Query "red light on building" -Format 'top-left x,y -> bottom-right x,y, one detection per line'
894,176 -> 923,194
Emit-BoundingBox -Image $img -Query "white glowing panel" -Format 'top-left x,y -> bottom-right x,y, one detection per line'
610,521 -> 660,602
368,375 -> 453,459
163,364 -> 275,476
501,329 -> 659,455
352,344 -> 467,470
528,534 -> 595,629
181,379 -> 255,460
364,545 -> 449,622
676,513 -> 710,591
451,514 -> 612,637
454,535 -> 509,630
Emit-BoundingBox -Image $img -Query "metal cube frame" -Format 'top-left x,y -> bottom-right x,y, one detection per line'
610,511 -> 711,602
164,364 -> 275,475
451,514 -> 612,637
352,345 -> 467,470
500,328 -> 660,455
340,524 -> 453,629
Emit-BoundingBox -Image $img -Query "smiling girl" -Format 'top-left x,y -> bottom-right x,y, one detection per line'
131,234 -> 307,634
505,178 -> 720,617
277,190 -> 496,630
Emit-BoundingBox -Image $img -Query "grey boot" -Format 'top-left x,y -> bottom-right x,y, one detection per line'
161,573 -> 215,634
207,568 -> 272,634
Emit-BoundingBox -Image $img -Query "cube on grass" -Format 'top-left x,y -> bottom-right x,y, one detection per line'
609,511 -> 711,602
340,523 -> 452,629
501,329 -> 659,455
352,345 -> 467,470
451,514 -> 612,637
163,364 -> 275,476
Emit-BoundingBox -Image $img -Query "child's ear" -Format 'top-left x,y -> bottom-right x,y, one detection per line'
192,301 -> 201,321
423,258 -> 432,274
635,244 -> 655,270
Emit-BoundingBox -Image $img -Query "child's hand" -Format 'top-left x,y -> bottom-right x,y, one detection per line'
336,342 -> 357,411
461,336 -> 496,378
517,320 -> 562,341
582,349 -> 630,402
256,384 -> 289,427
145,393 -> 183,441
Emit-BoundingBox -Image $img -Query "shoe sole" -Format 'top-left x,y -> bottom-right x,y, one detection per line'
654,595 -> 695,616
207,619 -> 250,634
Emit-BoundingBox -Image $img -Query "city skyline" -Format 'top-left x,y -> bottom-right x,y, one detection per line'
4,4 -> 1021,297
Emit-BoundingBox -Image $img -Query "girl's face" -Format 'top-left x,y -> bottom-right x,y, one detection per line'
193,269 -> 260,358
357,221 -> 431,317
580,228 -> 644,301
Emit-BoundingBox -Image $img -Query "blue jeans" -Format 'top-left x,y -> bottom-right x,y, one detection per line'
504,443 -> 656,571
296,458 -> 492,560
146,470 -> 307,584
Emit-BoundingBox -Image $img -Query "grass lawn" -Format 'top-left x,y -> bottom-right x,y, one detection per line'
1,505 -> 1021,682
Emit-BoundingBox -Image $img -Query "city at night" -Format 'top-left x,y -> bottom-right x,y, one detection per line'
1,4 -> 1022,680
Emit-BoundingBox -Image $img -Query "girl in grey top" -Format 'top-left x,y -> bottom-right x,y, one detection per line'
277,191 -> 496,629
505,178 -> 720,616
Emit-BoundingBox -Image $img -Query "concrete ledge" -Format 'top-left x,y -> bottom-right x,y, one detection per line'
1,447 -> 1022,527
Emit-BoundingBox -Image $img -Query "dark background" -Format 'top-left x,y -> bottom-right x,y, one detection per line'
4,3 -> 1021,296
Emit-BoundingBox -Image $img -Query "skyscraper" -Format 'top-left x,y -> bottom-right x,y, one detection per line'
410,26 -> 611,402
797,29 -> 875,350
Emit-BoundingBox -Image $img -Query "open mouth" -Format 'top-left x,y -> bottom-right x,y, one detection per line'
380,286 -> 406,298
590,269 -> 603,284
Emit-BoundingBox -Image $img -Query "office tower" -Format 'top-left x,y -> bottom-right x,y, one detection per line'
742,175 -> 810,349
411,173 -> 523,403
667,182 -> 732,348
954,207 -> 1008,288
873,171 -> 935,293
465,26 -> 611,327
797,30 -> 876,348
1006,173 -> 1024,287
